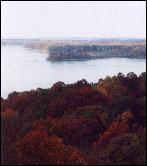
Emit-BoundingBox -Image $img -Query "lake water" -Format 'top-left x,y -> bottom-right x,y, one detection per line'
1,45 -> 146,99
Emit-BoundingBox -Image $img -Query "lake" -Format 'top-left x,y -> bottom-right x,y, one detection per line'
1,45 -> 146,99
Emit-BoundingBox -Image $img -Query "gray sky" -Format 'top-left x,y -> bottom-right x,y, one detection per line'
1,1 -> 146,39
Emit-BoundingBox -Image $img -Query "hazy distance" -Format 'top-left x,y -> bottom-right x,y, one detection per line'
1,1 -> 146,39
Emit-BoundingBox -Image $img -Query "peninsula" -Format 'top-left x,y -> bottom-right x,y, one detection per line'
1,38 -> 146,60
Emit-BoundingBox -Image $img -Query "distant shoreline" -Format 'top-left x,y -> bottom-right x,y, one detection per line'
46,56 -> 146,62
1,38 -> 146,60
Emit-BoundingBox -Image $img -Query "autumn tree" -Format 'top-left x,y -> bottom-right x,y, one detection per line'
97,76 -> 126,100
16,130 -> 86,165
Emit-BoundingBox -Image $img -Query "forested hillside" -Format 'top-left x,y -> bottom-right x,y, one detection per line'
1,72 -> 146,165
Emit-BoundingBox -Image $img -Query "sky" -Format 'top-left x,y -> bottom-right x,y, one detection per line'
1,1 -> 146,39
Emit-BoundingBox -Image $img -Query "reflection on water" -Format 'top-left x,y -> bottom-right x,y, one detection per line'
1,45 -> 146,98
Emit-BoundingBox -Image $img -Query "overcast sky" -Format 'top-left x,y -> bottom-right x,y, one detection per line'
1,1 -> 146,39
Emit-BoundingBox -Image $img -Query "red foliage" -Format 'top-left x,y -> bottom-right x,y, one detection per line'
1,73 -> 146,165
16,130 -> 86,165
94,111 -> 133,147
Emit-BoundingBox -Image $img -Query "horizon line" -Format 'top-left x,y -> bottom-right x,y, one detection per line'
1,36 -> 146,40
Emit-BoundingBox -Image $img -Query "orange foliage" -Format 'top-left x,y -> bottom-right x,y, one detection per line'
94,111 -> 133,147
16,130 -> 86,165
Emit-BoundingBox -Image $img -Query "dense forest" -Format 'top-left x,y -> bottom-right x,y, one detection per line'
48,44 -> 146,60
1,72 -> 146,165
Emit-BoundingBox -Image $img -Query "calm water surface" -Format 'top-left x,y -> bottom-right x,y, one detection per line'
1,45 -> 146,98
